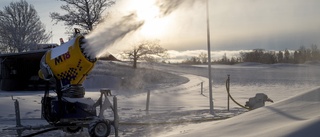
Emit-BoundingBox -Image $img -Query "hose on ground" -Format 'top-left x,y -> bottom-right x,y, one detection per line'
226,78 -> 251,110
22,127 -> 59,137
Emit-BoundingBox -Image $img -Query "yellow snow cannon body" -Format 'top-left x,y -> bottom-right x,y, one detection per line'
39,36 -> 96,93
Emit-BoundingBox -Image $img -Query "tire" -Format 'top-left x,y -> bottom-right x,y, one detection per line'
88,119 -> 111,137
64,126 -> 82,133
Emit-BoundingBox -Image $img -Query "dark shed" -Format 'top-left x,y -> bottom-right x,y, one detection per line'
0,50 -> 47,91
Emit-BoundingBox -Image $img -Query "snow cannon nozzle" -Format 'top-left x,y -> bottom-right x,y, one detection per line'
78,35 -> 97,63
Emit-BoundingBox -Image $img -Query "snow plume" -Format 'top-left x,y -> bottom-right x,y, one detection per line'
82,0 -> 201,58
155,0 -> 199,16
83,12 -> 144,58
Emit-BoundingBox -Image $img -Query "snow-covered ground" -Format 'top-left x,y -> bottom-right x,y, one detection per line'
158,87 -> 320,137
0,61 -> 320,136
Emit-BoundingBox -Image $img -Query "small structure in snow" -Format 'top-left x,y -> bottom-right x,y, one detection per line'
245,93 -> 273,109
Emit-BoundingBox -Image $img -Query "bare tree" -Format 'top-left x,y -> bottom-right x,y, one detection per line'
298,46 -> 307,63
277,50 -> 283,63
0,0 -> 51,53
284,49 -> 290,63
50,0 -> 115,32
122,40 -> 168,68
310,44 -> 320,60
198,52 -> 208,64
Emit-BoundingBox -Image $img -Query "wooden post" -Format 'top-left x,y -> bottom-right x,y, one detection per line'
146,90 -> 150,115
14,99 -> 21,127
12,96 -> 22,137
227,75 -> 230,111
113,96 -> 119,137
201,82 -> 203,94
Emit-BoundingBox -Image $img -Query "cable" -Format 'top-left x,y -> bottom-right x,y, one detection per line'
226,78 -> 251,110
22,127 -> 59,137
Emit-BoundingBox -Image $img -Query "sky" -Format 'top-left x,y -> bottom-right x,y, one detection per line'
1,0 -> 320,61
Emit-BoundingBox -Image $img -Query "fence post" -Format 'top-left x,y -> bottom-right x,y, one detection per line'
41,97 -> 43,120
146,90 -> 150,115
12,96 -> 23,137
227,75 -> 230,111
113,96 -> 119,137
200,82 -> 203,94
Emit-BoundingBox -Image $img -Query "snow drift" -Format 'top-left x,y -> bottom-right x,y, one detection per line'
159,87 -> 320,137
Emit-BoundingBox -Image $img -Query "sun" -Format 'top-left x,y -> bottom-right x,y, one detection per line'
135,1 -> 159,21
127,0 -> 169,38
140,17 -> 170,38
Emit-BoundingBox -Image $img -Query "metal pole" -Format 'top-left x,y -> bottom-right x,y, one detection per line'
206,0 -> 214,115
99,91 -> 103,118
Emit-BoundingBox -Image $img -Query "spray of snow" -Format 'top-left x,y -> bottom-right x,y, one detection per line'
81,0 -> 202,59
83,12 -> 144,58
155,0 -> 198,17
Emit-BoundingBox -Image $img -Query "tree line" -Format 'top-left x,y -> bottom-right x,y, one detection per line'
241,45 -> 320,64
182,45 -> 320,65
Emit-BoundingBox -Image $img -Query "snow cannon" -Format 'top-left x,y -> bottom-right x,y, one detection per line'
39,35 -> 96,97
34,29 -> 118,137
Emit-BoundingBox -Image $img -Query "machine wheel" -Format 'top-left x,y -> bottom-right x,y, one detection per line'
88,119 -> 111,137
64,126 -> 82,133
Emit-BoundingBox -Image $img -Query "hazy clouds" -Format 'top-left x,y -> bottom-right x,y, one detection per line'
167,49 -> 247,63
1,0 -> 320,52
160,0 -> 320,51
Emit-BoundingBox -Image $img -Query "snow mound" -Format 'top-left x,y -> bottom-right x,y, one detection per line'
160,87 -> 320,137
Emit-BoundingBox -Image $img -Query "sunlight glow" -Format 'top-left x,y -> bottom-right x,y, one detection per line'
127,0 -> 168,39
139,17 -> 169,38
134,0 -> 159,21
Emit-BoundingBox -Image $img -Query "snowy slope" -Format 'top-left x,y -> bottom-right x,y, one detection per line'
158,87 -> 320,137
1,62 -> 320,137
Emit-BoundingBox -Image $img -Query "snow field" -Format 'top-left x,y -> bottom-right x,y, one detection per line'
1,62 -> 320,136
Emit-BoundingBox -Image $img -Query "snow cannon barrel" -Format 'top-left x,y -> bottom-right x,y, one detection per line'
39,36 -> 96,87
